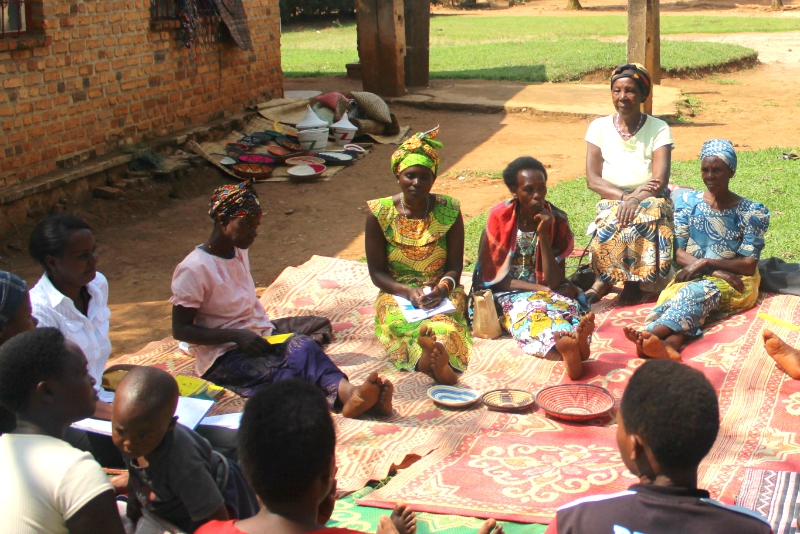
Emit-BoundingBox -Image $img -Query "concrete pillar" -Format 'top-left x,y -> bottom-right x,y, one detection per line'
627,0 -> 660,114
404,0 -> 430,88
355,0 -> 406,97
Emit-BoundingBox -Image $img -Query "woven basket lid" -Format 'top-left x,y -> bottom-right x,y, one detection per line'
297,105 -> 327,130
314,91 -> 346,110
351,91 -> 392,123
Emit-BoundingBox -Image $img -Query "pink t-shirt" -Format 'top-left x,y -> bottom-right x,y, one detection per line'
170,246 -> 274,376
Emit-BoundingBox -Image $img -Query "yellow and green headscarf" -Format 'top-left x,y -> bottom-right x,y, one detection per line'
390,126 -> 443,176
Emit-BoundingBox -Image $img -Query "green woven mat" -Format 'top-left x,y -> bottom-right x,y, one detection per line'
328,487 -> 547,534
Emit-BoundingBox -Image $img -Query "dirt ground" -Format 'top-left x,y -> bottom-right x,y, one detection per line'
3,0 -> 800,357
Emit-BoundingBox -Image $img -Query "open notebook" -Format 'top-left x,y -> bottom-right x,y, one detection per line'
72,394 -> 215,436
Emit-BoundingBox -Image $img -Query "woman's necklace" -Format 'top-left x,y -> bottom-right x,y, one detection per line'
401,195 -> 431,219
614,113 -> 646,139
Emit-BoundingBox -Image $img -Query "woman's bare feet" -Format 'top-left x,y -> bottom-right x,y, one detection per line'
619,282 -> 644,306
623,325 -> 647,358
577,312 -> 595,361
375,379 -> 395,416
419,325 -> 458,385
763,329 -> 800,379
640,331 -> 682,361
554,330 -> 583,380
377,516 -> 400,534
477,518 -> 505,534
586,280 -> 612,305
340,372 -> 382,418
389,503 -> 417,534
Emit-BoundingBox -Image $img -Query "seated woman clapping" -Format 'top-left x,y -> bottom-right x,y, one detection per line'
171,180 -> 392,418
625,140 -> 769,360
365,128 -> 472,385
472,157 -> 594,381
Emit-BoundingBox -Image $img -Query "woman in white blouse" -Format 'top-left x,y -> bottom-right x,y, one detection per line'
29,215 -> 112,419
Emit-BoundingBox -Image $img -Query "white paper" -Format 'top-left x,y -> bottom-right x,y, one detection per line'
393,287 -> 456,323
71,396 -> 215,436
200,412 -> 243,430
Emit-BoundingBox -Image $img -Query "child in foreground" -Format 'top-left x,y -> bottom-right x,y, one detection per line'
545,359 -> 772,534
196,379 -> 504,534
0,327 -> 125,534
112,366 -> 258,533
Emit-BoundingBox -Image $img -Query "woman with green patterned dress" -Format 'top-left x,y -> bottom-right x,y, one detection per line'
365,128 -> 472,385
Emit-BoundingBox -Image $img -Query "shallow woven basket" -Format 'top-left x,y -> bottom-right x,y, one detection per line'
482,388 -> 536,412
351,118 -> 386,136
535,384 -> 615,422
232,163 -> 273,181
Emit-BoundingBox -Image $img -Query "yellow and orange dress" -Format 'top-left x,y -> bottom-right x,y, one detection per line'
367,194 -> 472,372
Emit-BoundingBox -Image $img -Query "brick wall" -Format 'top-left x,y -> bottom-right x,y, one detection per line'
0,0 -> 283,188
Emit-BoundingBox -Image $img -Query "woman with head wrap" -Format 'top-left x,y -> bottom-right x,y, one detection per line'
624,140 -> 769,360
584,63 -> 675,305
365,128 -> 472,384
172,180 -> 393,418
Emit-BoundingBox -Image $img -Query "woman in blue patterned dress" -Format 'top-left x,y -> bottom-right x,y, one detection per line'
624,140 -> 770,360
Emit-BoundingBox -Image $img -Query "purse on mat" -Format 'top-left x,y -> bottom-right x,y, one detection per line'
471,289 -> 503,339
568,231 -> 597,291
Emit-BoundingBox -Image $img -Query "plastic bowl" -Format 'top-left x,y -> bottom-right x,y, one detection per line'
534,384 -> 615,422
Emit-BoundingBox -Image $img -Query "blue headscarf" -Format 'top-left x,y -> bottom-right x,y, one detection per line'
700,139 -> 737,173
0,271 -> 26,328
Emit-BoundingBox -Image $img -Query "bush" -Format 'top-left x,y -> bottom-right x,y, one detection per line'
279,0 -> 354,20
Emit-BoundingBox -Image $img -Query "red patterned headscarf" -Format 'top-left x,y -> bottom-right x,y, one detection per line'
208,179 -> 262,221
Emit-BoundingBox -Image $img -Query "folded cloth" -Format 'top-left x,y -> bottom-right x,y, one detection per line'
759,257 -> 800,296
735,468 -> 800,534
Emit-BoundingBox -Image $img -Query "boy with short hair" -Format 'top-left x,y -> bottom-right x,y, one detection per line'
197,379 -> 504,534
546,359 -> 773,534
111,366 -> 258,533
0,327 -> 125,534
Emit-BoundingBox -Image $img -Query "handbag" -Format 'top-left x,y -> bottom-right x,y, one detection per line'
568,231 -> 597,291
471,289 -> 503,339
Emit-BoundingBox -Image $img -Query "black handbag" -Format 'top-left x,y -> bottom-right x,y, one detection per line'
568,232 -> 597,291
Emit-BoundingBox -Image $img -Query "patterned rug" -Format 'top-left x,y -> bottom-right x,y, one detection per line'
736,469 -> 800,534
113,256 -> 800,524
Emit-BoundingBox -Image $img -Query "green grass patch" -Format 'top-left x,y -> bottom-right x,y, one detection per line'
713,78 -> 742,85
282,16 -> 760,81
462,148 -> 800,268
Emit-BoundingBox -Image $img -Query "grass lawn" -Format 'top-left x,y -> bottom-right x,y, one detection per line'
459,147 -> 800,270
280,15 -> 799,81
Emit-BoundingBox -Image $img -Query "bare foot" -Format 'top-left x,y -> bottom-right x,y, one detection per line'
375,379 -> 394,416
578,312 -> 595,361
623,325 -> 647,358
555,330 -> 583,381
377,516 -> 400,534
341,372 -> 381,418
389,502 -> 417,534
477,518 -> 504,534
430,342 -> 458,385
417,324 -> 436,375
641,331 -> 682,361
586,280 -> 612,305
619,282 -> 644,306
763,329 -> 800,379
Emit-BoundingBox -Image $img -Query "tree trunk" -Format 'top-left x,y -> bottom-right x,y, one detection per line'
771,0 -> 783,11
566,0 -> 583,10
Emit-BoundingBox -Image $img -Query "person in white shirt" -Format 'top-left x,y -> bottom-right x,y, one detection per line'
584,63 -> 675,306
28,215 -> 112,418
0,326 -> 125,534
